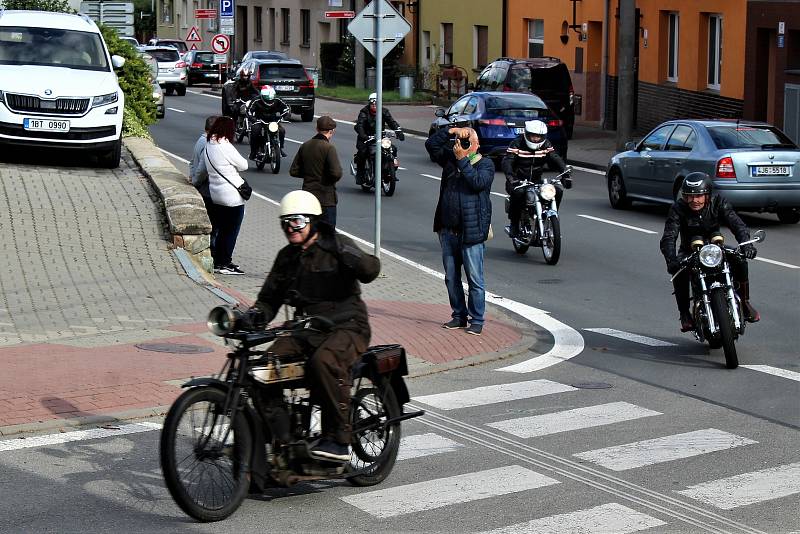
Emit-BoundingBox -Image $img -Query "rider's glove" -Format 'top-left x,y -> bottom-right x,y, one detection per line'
396,130 -> 405,141
240,307 -> 266,330
666,258 -> 681,275
741,243 -> 757,260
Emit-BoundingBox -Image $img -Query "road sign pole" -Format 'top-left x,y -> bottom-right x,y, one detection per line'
373,0 -> 382,258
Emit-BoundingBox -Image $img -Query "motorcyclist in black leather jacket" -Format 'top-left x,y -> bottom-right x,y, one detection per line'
660,172 -> 760,332
501,119 -> 571,237
354,93 -> 404,184
247,85 -> 290,160
230,69 -> 257,122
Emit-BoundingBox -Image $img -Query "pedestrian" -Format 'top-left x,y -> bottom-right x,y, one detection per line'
190,115 -> 219,256
204,116 -> 249,275
425,125 -> 494,336
289,115 -> 342,228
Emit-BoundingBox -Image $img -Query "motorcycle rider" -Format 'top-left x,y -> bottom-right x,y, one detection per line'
660,172 -> 760,332
247,190 -> 381,462
354,93 -> 404,185
501,119 -> 572,237
230,68 -> 257,124
247,85 -> 290,160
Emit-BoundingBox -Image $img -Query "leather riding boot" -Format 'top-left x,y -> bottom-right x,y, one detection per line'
739,281 -> 760,323
679,310 -> 695,332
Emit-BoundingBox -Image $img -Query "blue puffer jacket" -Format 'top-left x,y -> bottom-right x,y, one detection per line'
426,127 -> 494,245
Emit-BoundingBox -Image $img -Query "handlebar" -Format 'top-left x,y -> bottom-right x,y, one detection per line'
364,129 -> 404,143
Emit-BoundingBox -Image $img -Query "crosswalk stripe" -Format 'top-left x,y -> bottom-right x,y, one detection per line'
584,328 -> 677,347
741,364 -> 800,382
573,428 -> 758,471
414,380 -> 577,410
477,502 -> 667,533
676,462 -> 800,510
0,422 -> 162,452
487,402 -> 662,438
396,432 -> 465,461
340,465 -> 559,518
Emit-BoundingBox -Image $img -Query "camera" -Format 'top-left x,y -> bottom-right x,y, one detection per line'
451,136 -> 471,149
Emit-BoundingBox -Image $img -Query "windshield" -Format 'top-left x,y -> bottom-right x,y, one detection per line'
258,65 -> 306,80
486,94 -> 546,110
0,26 -> 109,71
148,49 -> 180,62
707,125 -> 797,149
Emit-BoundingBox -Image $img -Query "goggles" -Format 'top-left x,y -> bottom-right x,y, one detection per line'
280,215 -> 311,233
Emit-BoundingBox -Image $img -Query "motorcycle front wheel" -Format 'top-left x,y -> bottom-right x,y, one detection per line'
541,214 -> 561,265
381,165 -> 396,196
347,380 -> 401,487
270,141 -> 281,174
709,288 -> 738,369
160,387 -> 252,522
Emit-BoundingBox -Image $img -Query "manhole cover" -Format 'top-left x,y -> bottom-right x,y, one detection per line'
570,382 -> 613,389
135,342 -> 214,354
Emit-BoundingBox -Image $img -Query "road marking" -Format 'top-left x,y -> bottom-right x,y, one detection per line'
676,462 -> 800,510
741,365 -> 800,382
755,257 -> 799,269
577,214 -> 658,234
478,502 -> 667,534
584,328 -> 677,347
340,465 -> 559,518
396,432 -> 465,461
421,173 -> 440,180
573,428 -> 758,471
0,422 -> 162,452
570,165 -> 607,176
414,379 -> 577,410
166,107 -> 185,113
487,402 -> 662,438
159,148 -> 189,164
188,89 -> 221,99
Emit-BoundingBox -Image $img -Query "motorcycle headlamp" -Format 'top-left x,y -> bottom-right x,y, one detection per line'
268,122 -> 279,133
380,138 -> 392,149
92,92 -> 118,108
699,244 -> 724,268
539,183 -> 557,201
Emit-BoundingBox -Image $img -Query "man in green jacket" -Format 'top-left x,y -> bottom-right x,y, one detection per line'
290,116 -> 343,228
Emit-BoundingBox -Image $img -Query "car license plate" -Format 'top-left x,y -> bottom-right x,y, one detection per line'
159,68 -> 170,73
275,85 -> 295,91
754,165 -> 789,176
514,127 -> 524,134
23,118 -> 70,132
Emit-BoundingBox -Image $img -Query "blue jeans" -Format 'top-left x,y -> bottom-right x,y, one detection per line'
213,204 -> 245,267
439,230 -> 485,325
320,205 -> 337,228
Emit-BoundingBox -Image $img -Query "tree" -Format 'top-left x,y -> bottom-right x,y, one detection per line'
1,0 -> 73,11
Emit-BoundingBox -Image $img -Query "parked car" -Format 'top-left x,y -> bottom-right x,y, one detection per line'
222,57 -> 315,121
0,10 -> 126,167
607,119 -> 800,223
147,38 -> 188,56
140,45 -> 187,96
429,91 -> 568,162
120,36 -> 139,48
139,52 -> 165,118
474,57 -> 576,139
183,50 -> 223,85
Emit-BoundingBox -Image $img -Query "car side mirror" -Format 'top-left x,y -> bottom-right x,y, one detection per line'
111,55 -> 126,69
434,107 -> 446,118
624,141 -> 636,151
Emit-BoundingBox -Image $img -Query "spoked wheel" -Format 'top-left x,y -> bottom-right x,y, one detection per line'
361,163 -> 374,193
270,141 -> 281,174
381,166 -> 396,196
541,214 -> 561,265
347,380 -> 401,487
709,288 -> 738,369
512,215 -> 530,255
235,123 -> 246,144
160,387 -> 252,522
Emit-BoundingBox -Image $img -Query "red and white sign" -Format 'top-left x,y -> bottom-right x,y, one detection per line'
325,10 -> 355,18
211,34 -> 230,54
190,43 -> 198,50
185,26 -> 202,42
195,8 -> 217,19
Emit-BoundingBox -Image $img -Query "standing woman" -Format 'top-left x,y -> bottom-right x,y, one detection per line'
205,116 -> 249,275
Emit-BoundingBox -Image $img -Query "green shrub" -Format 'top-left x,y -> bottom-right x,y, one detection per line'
122,105 -> 152,140
0,0 -> 74,12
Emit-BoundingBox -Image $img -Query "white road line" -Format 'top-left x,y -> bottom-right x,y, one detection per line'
755,257 -> 800,269
741,365 -> 800,382
421,173 -> 440,180
577,214 -> 658,234
414,379 -> 577,410
166,107 -> 185,113
570,165 -> 607,176
188,89 -> 221,99
487,402 -> 662,438
573,428 -> 758,471
396,432 -> 465,461
584,328 -> 677,347
159,147 -> 189,164
478,502 -> 667,534
676,462 -> 800,510
0,422 -> 162,452
340,465 -> 559,518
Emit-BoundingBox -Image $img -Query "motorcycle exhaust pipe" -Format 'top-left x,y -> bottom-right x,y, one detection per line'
349,161 -> 356,176
207,305 -> 244,336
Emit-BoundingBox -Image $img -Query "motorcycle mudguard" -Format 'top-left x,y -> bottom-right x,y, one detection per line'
544,209 -> 558,218
354,344 -> 411,405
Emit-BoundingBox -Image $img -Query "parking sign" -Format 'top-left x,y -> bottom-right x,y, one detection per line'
220,0 -> 233,18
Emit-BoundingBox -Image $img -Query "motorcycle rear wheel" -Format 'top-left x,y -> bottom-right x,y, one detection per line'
270,141 -> 281,174
347,381 -> 401,487
709,288 -> 738,369
160,387 -> 252,522
541,214 -> 561,265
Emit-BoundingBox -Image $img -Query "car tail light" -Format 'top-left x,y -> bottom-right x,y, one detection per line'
547,119 -> 563,127
479,118 -> 506,126
175,61 -> 187,68
191,62 -> 203,68
716,156 -> 737,178
299,71 -> 315,89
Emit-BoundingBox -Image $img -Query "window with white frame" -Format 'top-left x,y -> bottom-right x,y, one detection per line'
708,14 -> 723,89
667,12 -> 679,82
528,19 -> 544,58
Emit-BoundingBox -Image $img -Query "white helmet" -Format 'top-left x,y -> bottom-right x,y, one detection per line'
368,92 -> 377,103
279,190 -> 322,217
523,120 -> 548,150
260,85 -> 276,102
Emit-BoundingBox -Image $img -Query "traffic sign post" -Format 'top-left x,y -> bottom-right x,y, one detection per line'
348,0 -> 410,257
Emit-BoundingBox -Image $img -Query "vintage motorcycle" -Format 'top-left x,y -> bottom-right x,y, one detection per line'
233,98 -> 250,143
251,112 -> 289,173
350,129 -> 403,196
670,230 -> 765,369
160,305 -> 423,522
503,167 -> 572,265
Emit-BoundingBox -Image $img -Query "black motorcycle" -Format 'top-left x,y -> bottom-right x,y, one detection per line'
233,99 -> 250,143
251,111 -> 289,173
350,129 -> 402,196
160,305 -> 423,522
671,230 -> 765,369
504,167 -> 572,265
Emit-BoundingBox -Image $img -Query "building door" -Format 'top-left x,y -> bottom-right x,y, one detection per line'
785,84 -> 800,144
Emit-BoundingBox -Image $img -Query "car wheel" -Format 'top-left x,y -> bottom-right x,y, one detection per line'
176,85 -> 187,96
301,109 -> 314,122
608,168 -> 631,209
166,86 -> 175,96
99,137 -> 122,169
776,208 -> 800,224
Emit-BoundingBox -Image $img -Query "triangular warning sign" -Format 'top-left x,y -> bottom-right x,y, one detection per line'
186,26 -> 202,42
190,43 -> 198,50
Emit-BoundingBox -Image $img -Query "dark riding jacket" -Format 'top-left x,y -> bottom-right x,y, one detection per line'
501,136 -> 566,194
355,105 -> 400,148
247,98 -> 290,122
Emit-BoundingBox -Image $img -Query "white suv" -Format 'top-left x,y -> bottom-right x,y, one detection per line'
0,10 -> 126,167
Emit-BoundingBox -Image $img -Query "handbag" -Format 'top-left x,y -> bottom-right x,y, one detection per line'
205,149 -> 252,201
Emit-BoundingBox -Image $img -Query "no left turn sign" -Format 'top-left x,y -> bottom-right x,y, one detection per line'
211,34 -> 230,54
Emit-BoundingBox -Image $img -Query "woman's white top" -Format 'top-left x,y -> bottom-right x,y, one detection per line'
205,137 -> 249,207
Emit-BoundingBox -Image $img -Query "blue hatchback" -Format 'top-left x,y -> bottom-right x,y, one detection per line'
429,91 -> 568,161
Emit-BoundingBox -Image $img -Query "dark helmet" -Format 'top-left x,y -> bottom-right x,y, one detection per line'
681,172 -> 712,197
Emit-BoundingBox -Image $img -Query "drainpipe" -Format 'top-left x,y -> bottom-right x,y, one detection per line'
600,0 -> 610,129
